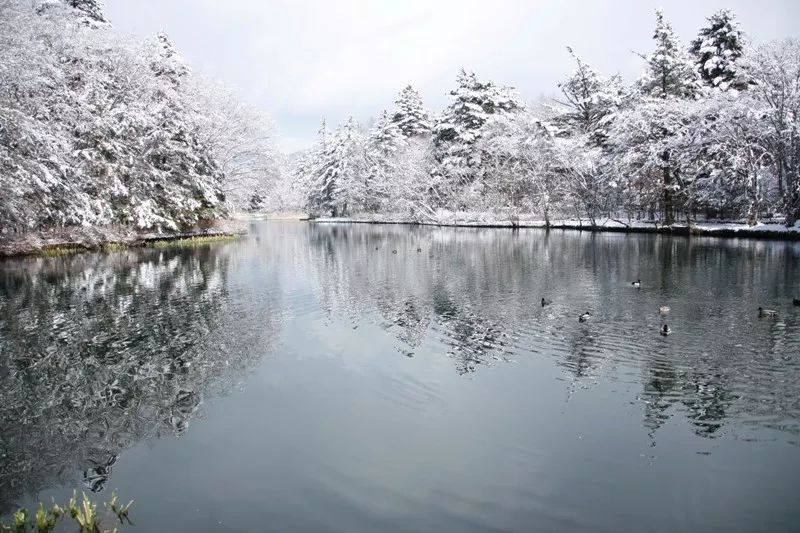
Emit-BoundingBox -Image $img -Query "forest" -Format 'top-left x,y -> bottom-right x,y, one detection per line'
2,3 -> 800,236
0,0 -> 282,235
293,10 -> 800,228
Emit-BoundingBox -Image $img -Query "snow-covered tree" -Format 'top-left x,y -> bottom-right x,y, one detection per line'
639,10 -> 700,100
618,10 -> 702,224
298,120 -> 331,215
0,0 -> 281,233
557,47 -> 625,146
690,10 -> 748,92
480,111 -> 561,224
301,118 -> 368,217
682,94 -> 770,224
554,137 -> 614,226
609,99 -> 693,223
744,39 -> 800,225
391,85 -> 432,137
63,0 -> 108,26
433,70 -> 523,205
371,110 -> 407,156
189,81 -> 283,212
151,32 -> 190,86
366,110 -> 408,211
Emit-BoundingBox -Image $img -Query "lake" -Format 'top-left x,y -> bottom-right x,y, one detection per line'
1,221 -> 799,532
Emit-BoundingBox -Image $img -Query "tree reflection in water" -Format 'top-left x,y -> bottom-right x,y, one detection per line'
294,223 -> 800,445
2,222 -> 799,516
0,245 -> 282,514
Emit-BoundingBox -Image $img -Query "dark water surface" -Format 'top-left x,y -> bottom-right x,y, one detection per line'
1,221 -> 800,532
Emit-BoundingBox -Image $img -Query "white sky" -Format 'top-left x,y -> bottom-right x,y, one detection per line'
105,0 -> 800,153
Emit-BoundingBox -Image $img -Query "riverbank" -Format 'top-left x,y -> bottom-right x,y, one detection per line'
0,220 -> 248,258
310,214 -> 800,240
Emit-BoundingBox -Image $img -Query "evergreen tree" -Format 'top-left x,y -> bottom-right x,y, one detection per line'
303,118 -> 368,217
557,47 -> 624,146
366,110 -> 408,211
66,0 -> 107,25
631,10 -> 700,225
371,110 -> 407,157
391,85 -> 432,137
433,70 -> 522,199
151,32 -> 190,86
329,117 -> 368,215
639,10 -> 699,99
690,10 -> 747,91
302,120 -> 331,215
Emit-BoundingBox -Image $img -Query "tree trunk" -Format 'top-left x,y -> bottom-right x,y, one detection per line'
662,150 -> 674,226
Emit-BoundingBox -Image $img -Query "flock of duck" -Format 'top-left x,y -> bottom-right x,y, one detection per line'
541,281 -> 800,336
382,246 -> 799,335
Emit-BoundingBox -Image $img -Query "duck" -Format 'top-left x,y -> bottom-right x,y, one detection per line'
659,305 -> 670,315
632,279 -> 641,288
758,307 -> 778,318
541,297 -> 552,307
392,249 -> 397,254
660,324 -> 671,336
793,298 -> 800,306
417,247 -> 422,253
578,311 -> 592,322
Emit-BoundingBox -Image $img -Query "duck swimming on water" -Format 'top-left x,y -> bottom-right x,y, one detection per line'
659,306 -> 670,315
758,307 -> 778,318
541,298 -> 552,307
579,311 -> 592,322
793,298 -> 800,306
632,279 -> 641,288
660,324 -> 671,336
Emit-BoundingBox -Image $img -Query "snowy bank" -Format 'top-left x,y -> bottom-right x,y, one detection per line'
0,220 -> 248,258
310,214 -> 800,240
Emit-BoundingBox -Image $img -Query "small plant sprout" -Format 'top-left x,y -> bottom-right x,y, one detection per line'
1,494 -> 129,533
68,492 -> 100,533
106,491 -> 134,525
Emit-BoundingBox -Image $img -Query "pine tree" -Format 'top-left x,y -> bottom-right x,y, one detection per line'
66,0 -> 107,25
433,70 -> 522,199
557,47 -> 624,146
391,86 -> 432,137
151,32 -> 190,86
639,10 -> 699,99
302,120 -> 331,215
331,117 -> 368,215
690,10 -> 747,91
366,110 -> 408,211
371,110 -> 407,157
304,118 -> 368,217
632,10 -> 700,225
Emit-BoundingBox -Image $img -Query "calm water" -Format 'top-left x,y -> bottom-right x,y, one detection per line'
1,221 -> 800,532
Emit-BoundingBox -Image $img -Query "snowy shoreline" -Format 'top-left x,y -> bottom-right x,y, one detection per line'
0,220 -> 248,258
310,216 -> 800,240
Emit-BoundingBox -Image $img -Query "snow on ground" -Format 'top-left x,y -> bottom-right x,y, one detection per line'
311,212 -> 800,237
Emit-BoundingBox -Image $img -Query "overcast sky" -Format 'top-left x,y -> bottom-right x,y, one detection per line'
105,0 -> 799,153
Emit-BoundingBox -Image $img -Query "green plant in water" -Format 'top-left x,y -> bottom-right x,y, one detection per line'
105,492 -> 133,526
37,245 -> 86,257
68,492 -> 100,533
149,234 -> 239,249
11,508 -> 27,532
101,242 -> 128,252
33,501 -> 63,533
1,492 -> 131,533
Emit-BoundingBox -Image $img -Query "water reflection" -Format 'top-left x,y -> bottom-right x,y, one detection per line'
0,245 -> 282,513
1,222 -> 799,530
283,223 -> 800,445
